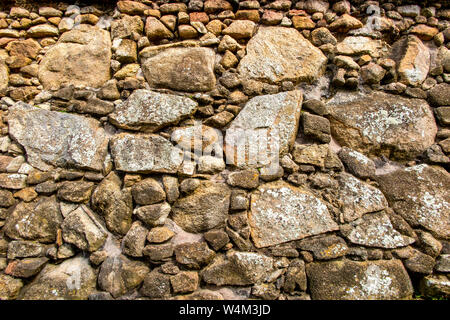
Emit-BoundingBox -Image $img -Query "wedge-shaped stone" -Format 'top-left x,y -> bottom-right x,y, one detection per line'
8,102 -> 108,172
238,27 -> 327,84
38,25 -> 111,90
376,164 -> 450,239
109,89 -> 198,132
140,44 -> 215,92
225,90 -> 302,168
249,180 -> 338,248
326,91 -> 437,160
0,60 -> 8,96
306,259 -> 413,300
110,133 -> 183,173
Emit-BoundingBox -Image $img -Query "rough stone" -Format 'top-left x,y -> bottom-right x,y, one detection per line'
140,270 -> 171,298
338,147 -> 376,179
0,274 -> 23,300
134,202 -> 171,227
174,242 -> 216,269
57,181 -> 94,203
122,221 -> 148,257
131,178 -> 165,205
171,271 -> 199,293
297,235 -> 348,260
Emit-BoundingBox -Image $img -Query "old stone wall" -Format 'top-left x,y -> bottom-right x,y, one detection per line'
0,0 -> 449,300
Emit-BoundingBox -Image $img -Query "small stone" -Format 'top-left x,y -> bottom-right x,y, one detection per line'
140,270 -> 171,298
227,169 -> 259,189
301,112 -> 331,143
204,229 -> 229,250
222,20 -> 256,39
147,226 -> 174,243
122,221 -> 148,257
175,242 -> 216,269
338,147 -> 376,179
0,274 -> 23,300
297,235 -> 348,260
134,202 -> 171,227
131,178 -> 165,205
57,181 -> 94,203
404,249 -> 435,274
170,271 -> 199,293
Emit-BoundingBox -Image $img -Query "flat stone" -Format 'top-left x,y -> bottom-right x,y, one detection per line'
27,24 -> 59,38
140,44 -> 216,92
238,27 -> 326,84
110,133 -> 183,174
0,60 -> 8,96
5,257 -> 48,278
376,164 -> 450,239
249,180 -> 338,248
57,181 -> 94,203
338,147 -> 376,179
297,235 -> 348,260
38,25 -> 111,90
109,89 -> 198,132
7,241 -> 47,259
172,181 -> 231,233
21,255 -> 96,300
336,36 -> 382,57
222,20 -> 256,39
174,242 -> 216,269
306,259 -> 413,300
134,202 -> 171,227
8,102 -> 108,172
0,173 -> 27,189
326,91 -> 437,160
428,83 -> 450,107
225,90 -> 302,168
420,275 -> 450,298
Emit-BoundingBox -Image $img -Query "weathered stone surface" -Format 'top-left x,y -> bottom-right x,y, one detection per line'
0,274 -> 23,300
201,251 -> 273,286
237,27 -> 327,84
326,91 -> 437,160
222,20 -> 256,39
225,91 -> 302,167
7,240 -> 47,259
428,83 -> 450,107
131,178 -> 165,205
306,259 -> 413,300
172,181 -> 230,233
0,60 -> 8,96
336,36 -> 382,57
175,242 -> 216,269
21,256 -> 96,300
249,180 -> 338,248
297,235 -> 348,260
420,275 -> 450,298
61,206 -> 108,252
338,147 -> 376,179
98,254 -> 149,298
171,271 -> 199,293
0,173 -> 27,189
140,45 -> 216,92
140,270 -> 171,298
134,202 -> 171,227
109,90 -> 198,132
376,164 -> 450,239
122,221 -> 148,257
334,173 -> 387,223
5,257 -> 48,278
91,172 -> 133,235
4,196 -> 63,243
390,35 -> 430,87
110,133 -> 183,174
38,25 -> 111,90
8,102 -> 109,172
57,181 -> 94,203
341,211 -> 415,248
111,14 -> 144,39
404,249 -> 435,274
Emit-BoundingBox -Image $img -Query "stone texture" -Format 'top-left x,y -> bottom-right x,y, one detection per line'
0,274 -> 23,300
174,242 -> 216,269
338,147 -> 376,179
38,25 -> 111,90
326,91 -> 437,160
249,180 -> 338,248
8,102 -> 109,172
225,90 -> 302,167
0,60 -> 8,96
297,235 -> 348,260
131,178 -> 165,205
237,27 -> 327,84
376,164 -> 450,239
109,89 -> 198,132
306,259 -> 413,300
140,44 -> 215,92
57,181 -> 94,203
122,221 -> 148,257
110,133 -> 183,174
172,181 -> 231,233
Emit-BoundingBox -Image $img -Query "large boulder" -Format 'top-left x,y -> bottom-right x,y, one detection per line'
249,180 -> 338,248
225,90 -> 302,168
109,89 -> 198,132
140,43 -> 215,92
8,102 -> 109,172
110,133 -> 183,174
38,25 -> 111,90
376,164 -> 450,239
326,91 -> 437,160
237,27 -> 327,84
306,259 -> 413,300
172,181 -> 231,233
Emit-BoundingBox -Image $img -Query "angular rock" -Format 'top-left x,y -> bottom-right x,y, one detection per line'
122,221 -> 148,257
38,25 -> 111,90
134,202 -> 171,227
131,178 -> 165,205
376,164 -> 450,239
7,241 -> 47,259
5,257 -> 48,278
8,102 -> 108,172
222,20 -> 256,39
0,173 -> 27,189
326,91 -> 437,160
4,196 -> 63,243
227,169 -> 259,189
404,249 -> 435,274
110,133 -> 183,174
21,255 -> 96,300
428,83 -> 450,107
109,89 -> 198,132
338,147 -> 376,179
336,36 -> 382,57
140,270 -> 171,298
57,181 -> 94,203
297,235 -> 348,260
306,259 -> 413,300
238,27 -> 327,84
140,44 -> 216,92
420,275 -> 450,298
249,180 -> 338,248
174,242 -> 216,269
225,91 -> 302,168
0,60 -> 8,96
111,15 -> 144,39
172,181 -> 231,233
0,274 -> 23,300
171,271 -> 199,293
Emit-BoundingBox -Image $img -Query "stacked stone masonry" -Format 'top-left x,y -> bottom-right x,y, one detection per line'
0,0 -> 449,300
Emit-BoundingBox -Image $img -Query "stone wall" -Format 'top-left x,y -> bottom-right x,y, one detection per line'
0,0 -> 449,300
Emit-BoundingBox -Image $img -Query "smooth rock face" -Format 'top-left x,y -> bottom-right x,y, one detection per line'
341,211 -> 415,248
249,180 -> 338,248
8,103 -> 109,172
172,181 -> 231,233
306,259 -> 413,300
140,45 -> 215,92
225,90 -> 302,167
110,133 -> 183,173
376,164 -> 450,239
326,91 -> 437,160
38,25 -> 111,90
109,89 -> 198,132
237,27 -> 327,84
0,60 -> 8,96
20,256 -> 97,300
